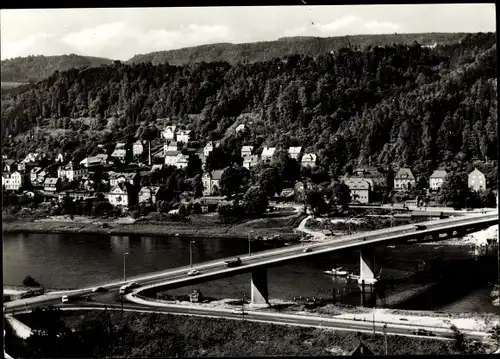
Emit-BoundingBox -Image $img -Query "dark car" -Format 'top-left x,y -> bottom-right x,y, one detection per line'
225,257 -> 242,267
414,224 -> 427,231
414,329 -> 435,336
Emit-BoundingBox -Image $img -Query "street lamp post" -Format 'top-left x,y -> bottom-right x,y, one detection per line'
123,252 -> 129,282
189,241 -> 196,268
248,231 -> 254,256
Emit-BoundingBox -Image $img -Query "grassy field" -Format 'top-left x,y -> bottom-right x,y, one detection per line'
8,309 -> 480,357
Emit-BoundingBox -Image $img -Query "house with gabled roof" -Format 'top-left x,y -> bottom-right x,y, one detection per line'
394,167 -> 416,191
288,146 -> 302,160
107,183 -> 129,207
161,125 -> 177,140
3,159 -> 17,173
344,178 -> 372,204
57,161 -> 88,182
109,172 -> 138,187
468,168 -> 486,192
204,141 -> 220,157
429,170 -> 447,191
164,140 -> 178,154
30,167 -> 47,185
2,171 -> 25,191
43,177 -> 61,193
176,129 -> 192,143
241,146 -> 254,158
301,153 -> 317,168
164,151 -> 181,166
174,154 -> 189,169
261,147 -> 276,163
111,143 -> 127,161
202,170 -> 224,196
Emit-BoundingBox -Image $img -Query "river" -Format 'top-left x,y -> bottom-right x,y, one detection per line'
3,232 -> 498,313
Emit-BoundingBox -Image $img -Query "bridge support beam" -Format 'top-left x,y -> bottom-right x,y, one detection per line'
250,268 -> 269,306
358,248 -> 378,286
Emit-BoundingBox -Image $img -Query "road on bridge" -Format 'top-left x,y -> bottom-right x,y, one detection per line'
5,213 -> 497,311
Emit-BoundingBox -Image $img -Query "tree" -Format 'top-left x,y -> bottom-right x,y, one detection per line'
439,172 -> 470,209
306,188 -> 328,216
330,181 -> 352,210
220,165 -> 250,200
193,174 -> 204,198
258,167 -> 283,198
185,154 -> 202,178
23,275 -> 41,287
242,186 -> 269,217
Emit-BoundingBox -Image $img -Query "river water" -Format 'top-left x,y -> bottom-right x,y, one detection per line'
3,232 -> 498,313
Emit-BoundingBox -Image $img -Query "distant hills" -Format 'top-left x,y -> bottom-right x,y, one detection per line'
0,54 -> 114,83
1,33 -> 471,82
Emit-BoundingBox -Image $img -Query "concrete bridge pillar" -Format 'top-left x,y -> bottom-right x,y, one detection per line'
358,248 -> 378,285
250,268 -> 269,306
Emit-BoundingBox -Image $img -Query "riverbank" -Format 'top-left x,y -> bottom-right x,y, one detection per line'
2,214 -> 305,240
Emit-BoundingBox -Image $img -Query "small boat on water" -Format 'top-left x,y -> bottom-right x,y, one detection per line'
324,267 -> 349,277
387,245 -> 395,249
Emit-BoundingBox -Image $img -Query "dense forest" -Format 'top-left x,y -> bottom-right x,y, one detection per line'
1,33 -> 469,83
1,33 -> 497,182
0,54 -> 113,82
127,33 -> 468,66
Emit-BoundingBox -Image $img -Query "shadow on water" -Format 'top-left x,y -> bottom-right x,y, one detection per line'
392,255 -> 497,311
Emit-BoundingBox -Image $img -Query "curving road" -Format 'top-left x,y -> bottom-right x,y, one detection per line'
5,213 -> 497,312
10,301 -> 487,342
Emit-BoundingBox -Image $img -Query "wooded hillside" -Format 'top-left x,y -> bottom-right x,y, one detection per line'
1,33 -> 496,180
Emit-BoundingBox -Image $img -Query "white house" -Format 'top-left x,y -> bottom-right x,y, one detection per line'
138,186 -> 160,205
288,146 -> 302,160
2,171 -> 24,191
79,154 -> 109,167
176,129 -> 192,144
202,170 -> 224,196
174,154 -> 189,169
243,155 -> 260,170
57,161 -> 88,182
344,178 -> 372,204
43,177 -> 61,193
163,141 -> 178,154
161,125 -> 177,140
261,147 -> 276,162
109,172 -> 137,187
22,152 -> 45,164
133,140 -> 144,157
204,141 -> 220,157
235,124 -> 246,133
3,159 -> 16,173
394,168 -> 416,191
55,153 -> 65,163
241,146 -> 254,158
429,170 -> 447,191
301,153 -> 317,168
108,183 -> 129,207
111,143 -> 127,161
468,168 -> 486,192
30,167 -> 47,185
164,151 -> 181,166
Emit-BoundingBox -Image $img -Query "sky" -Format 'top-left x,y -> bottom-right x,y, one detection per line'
1,4 -> 496,61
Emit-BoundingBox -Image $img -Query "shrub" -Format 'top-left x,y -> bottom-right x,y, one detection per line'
23,275 -> 41,287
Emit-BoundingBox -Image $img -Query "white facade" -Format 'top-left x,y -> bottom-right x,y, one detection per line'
133,141 -> 144,156
344,178 -> 371,204
57,162 -> 88,182
236,124 -> 246,133
241,146 -> 254,158
301,153 -> 317,168
202,170 -> 223,196
163,141 -> 178,154
261,147 -> 276,162
174,154 -> 189,169
176,130 -> 191,143
468,168 -> 486,192
429,170 -> 447,191
394,168 -> 416,191
204,142 -> 219,157
162,126 -> 177,140
108,185 -> 129,207
2,171 -> 24,191
288,147 -> 302,160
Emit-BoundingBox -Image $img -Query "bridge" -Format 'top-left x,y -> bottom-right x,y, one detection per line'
4,212 -> 497,311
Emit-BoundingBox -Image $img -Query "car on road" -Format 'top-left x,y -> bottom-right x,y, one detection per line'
225,257 -> 242,267
84,295 -> 93,302
414,224 -> 427,231
362,237 -> 367,241
91,286 -> 107,293
61,295 -> 69,303
119,282 -> 141,295
303,248 -> 312,253
187,269 -> 200,276
413,329 -> 435,336
232,308 -> 244,314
